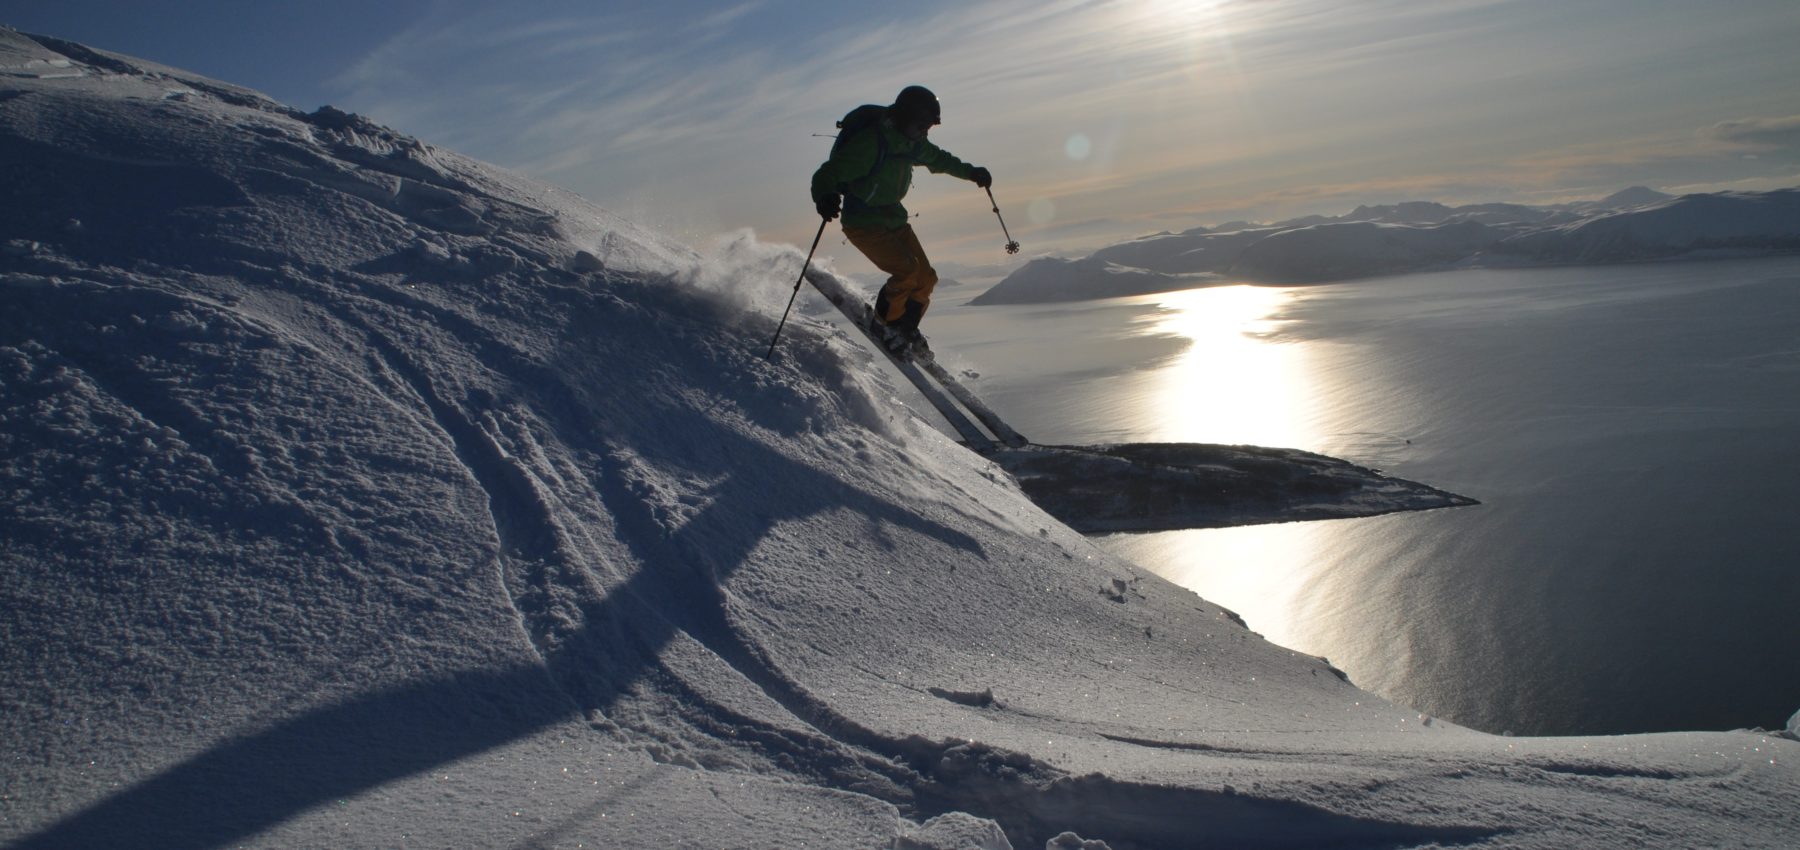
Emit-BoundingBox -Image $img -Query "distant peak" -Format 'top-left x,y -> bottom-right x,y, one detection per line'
1599,186 -> 1673,208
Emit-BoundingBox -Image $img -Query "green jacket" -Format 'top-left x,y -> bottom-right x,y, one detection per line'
811,106 -> 981,231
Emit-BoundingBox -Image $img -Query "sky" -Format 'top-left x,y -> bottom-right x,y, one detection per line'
6,0 -> 1800,269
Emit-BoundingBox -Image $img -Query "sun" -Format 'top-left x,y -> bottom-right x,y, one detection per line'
1115,0 -> 1251,90
1129,0 -> 1230,34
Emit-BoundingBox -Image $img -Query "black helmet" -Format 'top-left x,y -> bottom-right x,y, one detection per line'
891,85 -> 941,127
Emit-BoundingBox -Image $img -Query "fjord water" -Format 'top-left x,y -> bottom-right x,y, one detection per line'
929,257 -> 1800,736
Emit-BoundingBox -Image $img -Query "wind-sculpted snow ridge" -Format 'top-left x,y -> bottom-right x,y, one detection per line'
3,29 -> 1797,850
976,186 -> 1800,302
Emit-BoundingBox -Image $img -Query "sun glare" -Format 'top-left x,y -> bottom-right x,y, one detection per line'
1113,0 -> 1256,125
1134,0 -> 1227,28
1099,284 -> 1327,656
1133,285 -> 1317,449
1122,0 -> 1235,45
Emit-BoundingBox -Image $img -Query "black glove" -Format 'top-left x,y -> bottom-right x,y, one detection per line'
816,194 -> 841,221
971,167 -> 992,189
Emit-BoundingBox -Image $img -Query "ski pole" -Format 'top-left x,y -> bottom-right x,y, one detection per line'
986,186 -> 1021,255
765,217 -> 829,360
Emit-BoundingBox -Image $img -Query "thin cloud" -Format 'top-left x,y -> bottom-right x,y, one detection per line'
1708,116 -> 1800,153
692,1 -> 764,32
322,0 -> 1800,265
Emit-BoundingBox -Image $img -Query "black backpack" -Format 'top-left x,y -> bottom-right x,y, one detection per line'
831,104 -> 891,169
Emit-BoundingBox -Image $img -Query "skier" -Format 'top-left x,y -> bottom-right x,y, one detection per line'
811,85 -> 992,355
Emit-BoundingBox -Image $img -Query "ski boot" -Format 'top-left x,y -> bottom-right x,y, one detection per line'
897,327 -> 930,361
868,314 -> 917,359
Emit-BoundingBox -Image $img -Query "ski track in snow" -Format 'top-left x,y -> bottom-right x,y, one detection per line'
3,27 -> 1797,850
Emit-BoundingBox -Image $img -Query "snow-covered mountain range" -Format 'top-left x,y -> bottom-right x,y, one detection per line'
3,28 -> 1797,849
974,186 -> 1800,304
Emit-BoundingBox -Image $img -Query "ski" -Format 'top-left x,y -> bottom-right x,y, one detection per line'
910,353 -> 1029,447
802,268 -> 996,450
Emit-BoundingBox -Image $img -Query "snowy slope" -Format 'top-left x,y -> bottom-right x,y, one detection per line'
3,29 -> 1797,850
977,187 -> 1800,302
1230,219 -> 1501,284
1499,189 -> 1800,263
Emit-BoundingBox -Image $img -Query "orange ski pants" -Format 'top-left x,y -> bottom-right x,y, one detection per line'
843,224 -> 938,325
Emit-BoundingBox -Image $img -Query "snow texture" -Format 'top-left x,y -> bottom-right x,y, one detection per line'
3,28 -> 1797,850
974,185 -> 1800,302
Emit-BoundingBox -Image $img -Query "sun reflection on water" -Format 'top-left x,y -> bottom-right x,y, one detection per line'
1096,284 -> 1329,653
1130,285 -> 1318,449
1103,522 -> 1329,652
